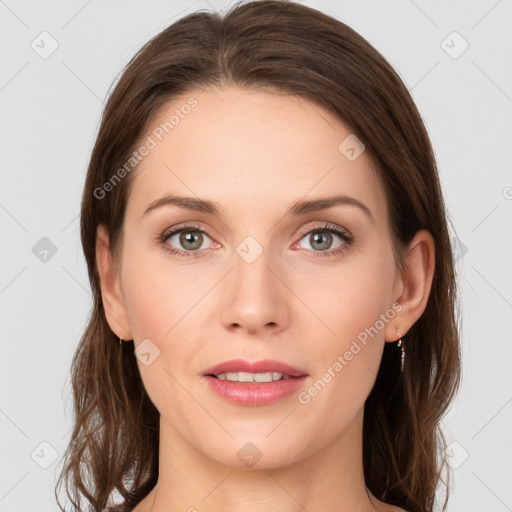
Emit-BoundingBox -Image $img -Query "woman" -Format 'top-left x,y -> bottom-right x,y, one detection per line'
55,1 -> 462,511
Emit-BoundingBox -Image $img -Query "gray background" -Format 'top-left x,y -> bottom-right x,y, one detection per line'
1,1 -> 511,511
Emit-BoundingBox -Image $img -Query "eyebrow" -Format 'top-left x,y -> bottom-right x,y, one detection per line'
141,194 -> 374,223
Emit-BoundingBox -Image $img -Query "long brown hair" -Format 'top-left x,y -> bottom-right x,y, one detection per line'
55,1 -> 462,510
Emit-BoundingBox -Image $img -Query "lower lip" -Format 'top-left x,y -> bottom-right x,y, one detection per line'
203,375 -> 308,406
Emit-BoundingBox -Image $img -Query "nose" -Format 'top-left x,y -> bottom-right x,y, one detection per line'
220,246 -> 290,336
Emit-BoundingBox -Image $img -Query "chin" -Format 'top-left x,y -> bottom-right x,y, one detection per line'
200,436 -> 308,471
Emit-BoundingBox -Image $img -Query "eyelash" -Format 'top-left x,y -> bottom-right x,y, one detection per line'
157,222 -> 354,259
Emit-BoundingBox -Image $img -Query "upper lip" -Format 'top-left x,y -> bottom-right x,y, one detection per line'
203,359 -> 308,377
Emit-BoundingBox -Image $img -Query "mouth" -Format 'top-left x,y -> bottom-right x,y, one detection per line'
202,358 -> 308,379
206,371 -> 299,382
201,359 -> 308,406
202,373 -> 308,406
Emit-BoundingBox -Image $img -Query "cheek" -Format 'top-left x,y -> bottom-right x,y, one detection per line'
290,271 -> 389,444
296,250 -> 395,397
299,252 -> 394,342
120,241 -> 209,341
118,245 -> 203,414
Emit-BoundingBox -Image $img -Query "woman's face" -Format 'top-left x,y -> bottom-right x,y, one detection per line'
109,85 -> 404,468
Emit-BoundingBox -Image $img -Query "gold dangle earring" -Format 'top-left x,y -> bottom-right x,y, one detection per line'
396,330 -> 404,373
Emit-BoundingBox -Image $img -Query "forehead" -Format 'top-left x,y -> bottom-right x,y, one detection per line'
127,85 -> 387,224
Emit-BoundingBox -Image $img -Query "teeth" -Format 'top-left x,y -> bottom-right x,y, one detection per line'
215,371 -> 292,382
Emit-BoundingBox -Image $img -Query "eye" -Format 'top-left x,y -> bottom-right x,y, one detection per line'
158,222 -> 354,259
159,223 -> 217,259
293,223 -> 353,258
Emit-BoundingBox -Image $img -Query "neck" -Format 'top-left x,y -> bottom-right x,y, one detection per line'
136,407 -> 383,512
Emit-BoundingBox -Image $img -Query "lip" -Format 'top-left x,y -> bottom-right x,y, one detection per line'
201,359 -> 309,407
202,358 -> 308,378
202,374 -> 308,406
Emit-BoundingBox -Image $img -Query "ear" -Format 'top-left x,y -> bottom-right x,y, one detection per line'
95,223 -> 132,340
384,229 -> 435,342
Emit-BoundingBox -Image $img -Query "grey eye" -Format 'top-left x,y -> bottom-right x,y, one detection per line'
166,229 -> 212,251
297,230 -> 344,252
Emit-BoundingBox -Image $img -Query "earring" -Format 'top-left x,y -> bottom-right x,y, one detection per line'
396,330 -> 404,373
119,337 -> 123,345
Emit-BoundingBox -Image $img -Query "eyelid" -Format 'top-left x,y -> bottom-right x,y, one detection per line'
160,222 -> 218,242
295,221 -> 352,240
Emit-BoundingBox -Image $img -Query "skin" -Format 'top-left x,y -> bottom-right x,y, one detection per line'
96,85 -> 434,512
